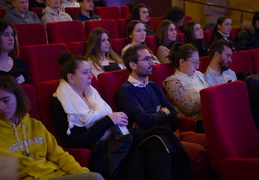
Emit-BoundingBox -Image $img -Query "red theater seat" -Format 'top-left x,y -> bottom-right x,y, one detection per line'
230,50 -> 253,75
94,6 -> 121,20
200,81 -> 259,180
47,20 -> 86,44
68,41 -> 87,56
65,7 -> 80,19
21,84 -> 41,120
19,43 -> 69,87
13,23 -> 47,47
148,16 -> 163,34
248,48 -> 259,74
111,38 -> 127,55
85,19 -> 119,39
145,35 -> 158,54
116,18 -> 128,38
198,56 -> 210,73
31,7 -> 44,19
120,5 -> 130,18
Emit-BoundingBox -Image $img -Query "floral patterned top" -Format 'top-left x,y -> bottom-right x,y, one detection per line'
163,70 -> 209,119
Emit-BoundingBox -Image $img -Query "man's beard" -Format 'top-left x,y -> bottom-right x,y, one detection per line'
219,60 -> 229,71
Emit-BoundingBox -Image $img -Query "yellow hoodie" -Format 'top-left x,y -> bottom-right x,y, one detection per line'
0,114 -> 89,180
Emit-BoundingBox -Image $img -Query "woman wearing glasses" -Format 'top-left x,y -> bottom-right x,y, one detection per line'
163,43 -> 208,132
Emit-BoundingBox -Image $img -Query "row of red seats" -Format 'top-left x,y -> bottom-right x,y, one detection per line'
13,19 -> 162,49
19,41 -> 259,89
13,20 -> 241,57
0,5 -> 130,19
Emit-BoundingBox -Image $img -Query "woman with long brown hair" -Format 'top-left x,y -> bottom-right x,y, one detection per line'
84,28 -> 125,77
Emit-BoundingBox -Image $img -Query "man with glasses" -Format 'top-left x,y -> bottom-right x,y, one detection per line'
115,44 -> 209,180
205,39 -> 237,86
4,0 -> 41,24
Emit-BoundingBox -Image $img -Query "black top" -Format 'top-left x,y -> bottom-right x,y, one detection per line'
0,56 -> 31,84
103,62 -> 121,72
192,39 -> 209,57
29,0 -> 46,10
212,31 -> 241,51
236,29 -> 259,50
50,97 -> 114,149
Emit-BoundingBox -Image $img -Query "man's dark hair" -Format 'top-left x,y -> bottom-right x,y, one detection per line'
209,39 -> 233,60
122,44 -> 148,72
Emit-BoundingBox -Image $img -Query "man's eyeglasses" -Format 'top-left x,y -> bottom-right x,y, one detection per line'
187,60 -> 200,65
137,56 -> 153,62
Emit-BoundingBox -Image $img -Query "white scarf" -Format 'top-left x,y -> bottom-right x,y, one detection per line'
53,79 -> 113,135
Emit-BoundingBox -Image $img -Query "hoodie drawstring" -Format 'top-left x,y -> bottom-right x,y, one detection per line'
11,122 -> 30,157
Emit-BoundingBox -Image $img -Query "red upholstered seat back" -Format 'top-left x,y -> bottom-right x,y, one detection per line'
149,63 -> 175,91
64,7 -> 80,19
148,16 -> 163,34
200,81 -> 259,171
13,23 -> 47,47
19,43 -> 69,87
21,84 -> 41,120
145,35 -> 158,54
97,69 -> 130,111
68,41 -> 87,56
198,56 -> 210,73
46,20 -> 86,44
230,50 -> 253,75
94,6 -> 121,20
85,19 -> 119,39
248,48 -> 259,74
111,38 -> 127,55
116,18 -> 128,38
120,5 -> 130,18
203,30 -> 213,44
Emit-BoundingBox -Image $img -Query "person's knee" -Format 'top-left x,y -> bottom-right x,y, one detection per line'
84,172 -> 104,180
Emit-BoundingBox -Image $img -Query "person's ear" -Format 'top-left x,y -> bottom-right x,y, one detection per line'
67,74 -> 74,83
215,52 -> 220,60
179,58 -> 185,67
129,61 -> 137,70
129,33 -> 133,39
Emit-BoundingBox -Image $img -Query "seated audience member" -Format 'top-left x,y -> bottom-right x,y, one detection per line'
84,28 -> 125,77
184,20 -> 209,57
0,20 -> 31,84
203,0 -> 227,30
164,6 -> 185,33
51,51 -> 128,149
204,39 -> 237,86
60,0 -> 79,9
74,0 -> 100,21
211,16 -> 241,51
121,20 -> 159,63
116,44 -> 209,180
156,19 -> 178,63
252,11 -> 259,44
164,43 -> 209,122
121,20 -> 146,57
41,0 -> 72,25
29,0 -> 46,10
0,75 -> 104,180
3,0 -> 41,24
129,4 -> 154,36
237,20 -> 259,50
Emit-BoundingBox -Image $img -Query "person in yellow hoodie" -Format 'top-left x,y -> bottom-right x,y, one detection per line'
0,75 -> 104,180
